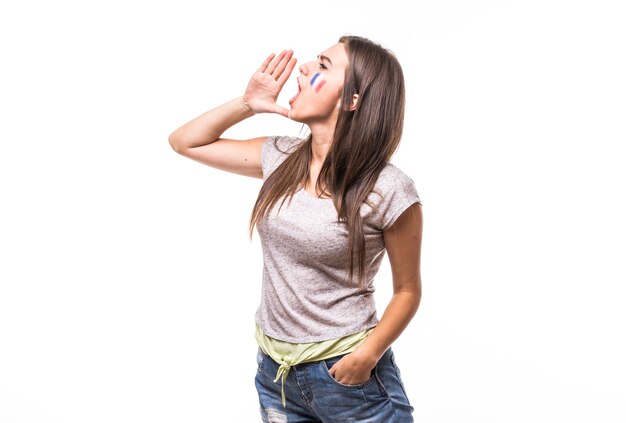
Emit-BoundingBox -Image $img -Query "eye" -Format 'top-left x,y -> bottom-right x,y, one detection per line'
318,61 -> 328,70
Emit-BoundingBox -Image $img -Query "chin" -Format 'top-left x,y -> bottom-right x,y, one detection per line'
288,110 -> 303,123
291,107 -> 335,124
287,107 -> 309,124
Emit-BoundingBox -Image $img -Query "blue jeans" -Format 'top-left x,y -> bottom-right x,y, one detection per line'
255,347 -> 414,422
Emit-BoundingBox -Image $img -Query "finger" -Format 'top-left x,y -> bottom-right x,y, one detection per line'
271,104 -> 291,118
271,50 -> 293,79
276,57 -> 297,86
265,50 -> 286,75
258,53 -> 275,73
328,363 -> 338,376
331,370 -> 344,383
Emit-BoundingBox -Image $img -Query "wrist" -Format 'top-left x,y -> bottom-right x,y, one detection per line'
238,95 -> 255,116
353,343 -> 383,368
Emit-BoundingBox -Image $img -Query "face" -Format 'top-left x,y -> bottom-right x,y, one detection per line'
288,42 -> 349,125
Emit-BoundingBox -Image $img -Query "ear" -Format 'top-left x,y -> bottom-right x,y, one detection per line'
349,93 -> 359,111
336,93 -> 360,111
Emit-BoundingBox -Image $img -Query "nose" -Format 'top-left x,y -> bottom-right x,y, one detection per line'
298,62 -> 310,76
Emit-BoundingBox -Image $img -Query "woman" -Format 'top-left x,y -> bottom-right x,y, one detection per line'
169,35 -> 422,422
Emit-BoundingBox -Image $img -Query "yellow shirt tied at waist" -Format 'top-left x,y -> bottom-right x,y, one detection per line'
255,325 -> 374,407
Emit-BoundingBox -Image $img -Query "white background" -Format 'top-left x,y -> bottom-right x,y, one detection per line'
1,0 -> 625,422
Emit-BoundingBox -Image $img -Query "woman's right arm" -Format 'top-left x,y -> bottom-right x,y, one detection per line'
168,50 -> 297,179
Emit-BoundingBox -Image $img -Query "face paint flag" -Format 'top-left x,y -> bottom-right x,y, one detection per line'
310,72 -> 326,93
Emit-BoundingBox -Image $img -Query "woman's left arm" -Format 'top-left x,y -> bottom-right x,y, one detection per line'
329,202 -> 423,384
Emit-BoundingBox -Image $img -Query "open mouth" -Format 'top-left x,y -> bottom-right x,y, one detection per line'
289,79 -> 302,105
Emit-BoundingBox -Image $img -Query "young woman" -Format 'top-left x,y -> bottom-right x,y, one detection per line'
169,35 -> 422,422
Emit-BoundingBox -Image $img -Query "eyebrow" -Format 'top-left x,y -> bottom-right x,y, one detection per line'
318,54 -> 333,67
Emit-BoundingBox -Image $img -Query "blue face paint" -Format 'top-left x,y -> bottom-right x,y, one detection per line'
310,72 -> 326,92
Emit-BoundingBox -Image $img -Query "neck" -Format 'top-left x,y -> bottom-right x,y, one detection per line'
308,123 -> 335,165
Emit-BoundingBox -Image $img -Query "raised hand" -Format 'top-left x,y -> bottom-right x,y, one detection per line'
242,50 -> 297,117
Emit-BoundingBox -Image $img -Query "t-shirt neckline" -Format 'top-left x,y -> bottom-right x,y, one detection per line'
296,187 -> 333,201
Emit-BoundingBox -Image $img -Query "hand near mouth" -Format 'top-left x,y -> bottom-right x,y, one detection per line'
242,50 -> 297,118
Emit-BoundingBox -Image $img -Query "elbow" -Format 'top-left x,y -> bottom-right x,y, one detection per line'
413,278 -> 422,311
414,290 -> 422,314
168,132 -> 184,154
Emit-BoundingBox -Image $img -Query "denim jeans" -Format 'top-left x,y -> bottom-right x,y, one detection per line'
255,347 -> 414,422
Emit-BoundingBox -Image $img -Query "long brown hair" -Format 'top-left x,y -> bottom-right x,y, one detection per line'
249,35 -> 406,288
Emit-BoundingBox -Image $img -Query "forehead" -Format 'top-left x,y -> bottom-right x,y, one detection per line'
320,43 -> 348,69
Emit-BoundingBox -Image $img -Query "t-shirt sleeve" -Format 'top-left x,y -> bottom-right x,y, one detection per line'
261,135 -> 303,180
371,165 -> 422,230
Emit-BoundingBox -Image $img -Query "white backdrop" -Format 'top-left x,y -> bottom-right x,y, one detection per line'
1,1 -> 625,422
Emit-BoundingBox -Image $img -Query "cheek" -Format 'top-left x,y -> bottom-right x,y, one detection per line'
312,90 -> 341,112
310,72 -> 327,93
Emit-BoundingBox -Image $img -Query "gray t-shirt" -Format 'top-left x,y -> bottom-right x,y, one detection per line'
255,135 -> 421,343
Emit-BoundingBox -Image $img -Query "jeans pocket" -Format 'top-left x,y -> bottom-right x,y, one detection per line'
320,356 -> 376,389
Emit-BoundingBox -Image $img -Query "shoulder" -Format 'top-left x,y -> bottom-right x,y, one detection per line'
373,163 -> 420,200
261,136 -> 306,179
367,163 -> 422,230
375,163 -> 415,188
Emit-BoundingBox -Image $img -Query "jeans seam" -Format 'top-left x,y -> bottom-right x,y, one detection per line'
375,366 -> 407,422
374,369 -> 391,399
390,352 -> 411,403
294,366 -> 315,408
